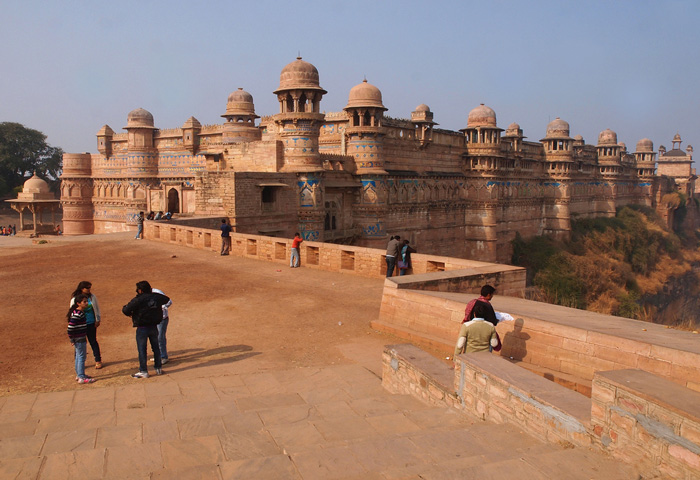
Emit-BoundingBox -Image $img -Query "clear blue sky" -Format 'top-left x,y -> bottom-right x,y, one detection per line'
2,0 -> 699,161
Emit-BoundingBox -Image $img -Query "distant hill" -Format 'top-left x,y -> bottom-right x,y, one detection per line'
511,199 -> 700,329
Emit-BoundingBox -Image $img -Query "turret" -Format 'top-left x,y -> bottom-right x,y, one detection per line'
96,125 -> 114,157
344,79 -> 388,174
272,57 -> 327,172
221,88 -> 260,144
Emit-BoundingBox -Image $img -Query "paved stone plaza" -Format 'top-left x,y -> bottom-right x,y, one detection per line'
0,235 -> 638,478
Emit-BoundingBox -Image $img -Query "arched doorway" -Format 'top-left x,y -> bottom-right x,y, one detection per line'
167,188 -> 180,213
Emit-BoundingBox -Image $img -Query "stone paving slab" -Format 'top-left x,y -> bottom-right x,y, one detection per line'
0,363 -> 642,479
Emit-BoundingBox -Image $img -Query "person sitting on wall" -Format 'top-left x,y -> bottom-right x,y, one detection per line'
462,285 -> 498,326
55,225 -> 62,235
453,303 -> 499,357
146,211 -> 155,220
164,212 -> 172,220
154,211 -> 163,220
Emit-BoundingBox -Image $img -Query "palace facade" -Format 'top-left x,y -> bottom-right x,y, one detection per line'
60,57 -> 696,263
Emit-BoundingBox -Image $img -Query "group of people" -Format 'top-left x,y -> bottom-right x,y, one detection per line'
146,211 -> 172,221
135,211 -> 173,240
385,235 -> 417,277
1,225 -> 16,235
66,280 -> 172,384
453,285 -> 500,358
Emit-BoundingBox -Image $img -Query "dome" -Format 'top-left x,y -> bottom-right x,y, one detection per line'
274,57 -> 326,94
635,138 -> 653,152
673,133 -> 682,143
504,123 -> 523,137
223,88 -> 257,117
574,135 -> 584,141
415,104 -> 431,112
345,79 -> 386,110
126,108 -> 155,129
545,117 -> 571,138
23,173 -> 50,194
597,128 -> 618,146
467,104 -> 497,128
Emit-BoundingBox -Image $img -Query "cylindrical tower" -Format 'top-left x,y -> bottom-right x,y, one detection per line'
344,79 -> 388,175
60,153 -> 94,235
124,108 -> 157,226
272,57 -> 327,172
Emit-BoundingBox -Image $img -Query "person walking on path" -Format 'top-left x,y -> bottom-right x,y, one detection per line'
135,211 -> 144,240
67,293 -> 96,384
290,232 -> 303,267
220,218 -> 232,255
122,281 -> 170,378
151,288 -> 172,365
453,303 -> 499,357
385,235 -> 401,277
398,239 -> 416,276
462,284 -> 498,326
70,281 -> 103,369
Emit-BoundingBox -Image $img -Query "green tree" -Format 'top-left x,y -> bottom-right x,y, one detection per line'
0,122 -> 63,197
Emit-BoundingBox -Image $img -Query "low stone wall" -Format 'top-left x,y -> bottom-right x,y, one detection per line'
591,369 -> 700,479
383,344 -> 700,479
144,220 -> 527,285
375,289 -> 700,394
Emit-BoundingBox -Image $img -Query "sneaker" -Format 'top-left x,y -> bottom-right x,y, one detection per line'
150,358 -> 169,365
77,377 -> 96,384
132,371 -> 149,379
155,368 -> 163,375
95,362 -> 103,369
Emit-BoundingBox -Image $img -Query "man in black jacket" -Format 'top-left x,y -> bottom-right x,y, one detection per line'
122,281 -> 170,378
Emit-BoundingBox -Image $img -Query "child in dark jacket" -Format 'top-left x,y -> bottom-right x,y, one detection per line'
68,293 -> 96,384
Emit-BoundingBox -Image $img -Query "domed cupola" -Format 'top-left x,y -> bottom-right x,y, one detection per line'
633,138 -> 656,178
467,104 -> 497,128
545,117 -> 571,139
274,57 -> 327,94
540,117 -> 573,159
597,128 -> 621,160
597,128 -> 618,146
345,79 -> 386,110
125,108 -> 156,129
272,57 -> 327,172
221,88 -> 261,144
461,104 -> 502,145
635,138 -> 653,153
411,104 -> 436,145
223,88 -> 259,118
124,108 -> 156,152
344,79 -> 388,175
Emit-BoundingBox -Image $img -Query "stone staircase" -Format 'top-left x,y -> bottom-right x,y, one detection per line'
0,364 -> 640,479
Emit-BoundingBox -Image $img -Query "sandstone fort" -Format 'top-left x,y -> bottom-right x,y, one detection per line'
59,57 -> 696,262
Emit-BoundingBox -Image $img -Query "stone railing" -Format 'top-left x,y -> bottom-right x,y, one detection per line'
143,219 -> 526,284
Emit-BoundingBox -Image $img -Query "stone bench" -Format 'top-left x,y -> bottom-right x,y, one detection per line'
454,350 -> 592,446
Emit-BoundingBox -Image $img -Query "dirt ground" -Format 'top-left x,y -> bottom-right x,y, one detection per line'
0,214 -> 396,397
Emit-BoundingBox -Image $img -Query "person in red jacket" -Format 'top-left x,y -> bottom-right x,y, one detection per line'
290,233 -> 303,267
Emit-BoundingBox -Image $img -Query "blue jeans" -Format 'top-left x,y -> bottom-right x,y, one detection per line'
136,326 -> 161,372
157,317 -> 169,360
386,255 -> 397,277
73,340 -> 87,379
135,224 -> 143,239
290,247 -> 300,267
